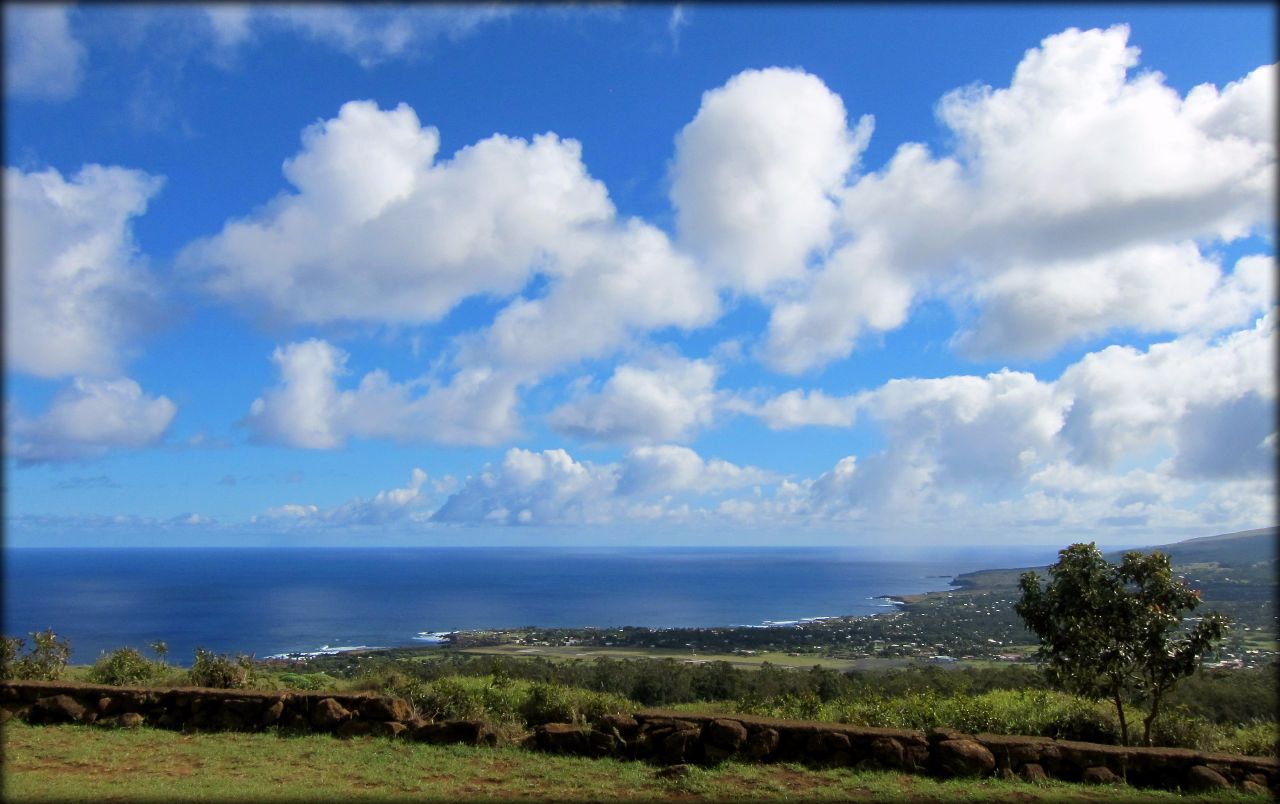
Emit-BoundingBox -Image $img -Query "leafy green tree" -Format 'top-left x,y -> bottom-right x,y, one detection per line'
1016,543 -> 1228,746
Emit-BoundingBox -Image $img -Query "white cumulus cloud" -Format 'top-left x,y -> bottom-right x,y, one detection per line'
7,378 -> 176,464
751,26 -> 1275,372
245,339 -> 521,448
183,100 -> 615,327
671,67 -> 873,296
548,354 -> 721,444
432,445 -> 768,525
5,164 -> 165,379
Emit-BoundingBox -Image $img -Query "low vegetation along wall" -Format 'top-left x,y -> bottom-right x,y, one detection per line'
3,680 -> 1274,795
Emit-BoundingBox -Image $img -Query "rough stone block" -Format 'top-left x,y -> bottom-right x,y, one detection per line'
935,739 -> 995,778
260,700 -> 285,726
870,736 -> 904,769
1082,766 -> 1121,785
337,719 -> 374,738
704,718 -> 748,751
745,727 -> 779,760
360,697 -> 413,723
1185,765 -> 1231,792
29,694 -> 87,724
309,698 -> 350,729
1019,763 -> 1048,783
661,728 -> 702,765
535,722 -> 588,754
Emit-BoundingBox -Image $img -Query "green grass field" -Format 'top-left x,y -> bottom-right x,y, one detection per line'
1,721 -> 1267,802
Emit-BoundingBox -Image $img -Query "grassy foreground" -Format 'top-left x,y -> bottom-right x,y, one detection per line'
1,722 -> 1268,802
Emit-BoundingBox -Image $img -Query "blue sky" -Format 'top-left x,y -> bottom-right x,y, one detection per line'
4,3 -> 1275,548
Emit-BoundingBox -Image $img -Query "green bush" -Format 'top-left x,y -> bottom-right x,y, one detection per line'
188,647 -> 255,689
88,647 -> 162,686
276,672 -> 338,691
1205,721 -> 1279,757
734,688 -> 1121,744
1,629 -> 71,681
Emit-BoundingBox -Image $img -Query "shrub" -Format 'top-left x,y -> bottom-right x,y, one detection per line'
88,647 -> 161,686
276,672 -> 338,691
188,647 -> 255,689
1211,722 -> 1280,757
0,629 -> 71,681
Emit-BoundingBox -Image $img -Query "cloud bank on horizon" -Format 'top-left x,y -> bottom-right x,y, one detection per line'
3,5 -> 1275,545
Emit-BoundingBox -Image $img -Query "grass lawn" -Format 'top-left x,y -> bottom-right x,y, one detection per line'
1,721 -> 1268,802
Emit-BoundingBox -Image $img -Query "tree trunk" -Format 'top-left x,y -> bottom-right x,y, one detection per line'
1112,691 -> 1129,746
1142,689 -> 1162,747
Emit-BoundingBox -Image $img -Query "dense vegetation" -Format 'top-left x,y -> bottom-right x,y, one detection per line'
5,625 -> 1275,757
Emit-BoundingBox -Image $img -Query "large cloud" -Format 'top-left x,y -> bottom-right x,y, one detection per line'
750,26 -> 1275,372
245,339 -> 520,448
671,67 -> 872,295
7,378 -> 176,464
1057,309 -> 1276,473
5,164 -> 165,378
547,354 -> 721,444
183,100 -> 615,326
731,311 -> 1275,530
431,445 -> 768,525
459,218 -> 719,375
4,4 -> 85,101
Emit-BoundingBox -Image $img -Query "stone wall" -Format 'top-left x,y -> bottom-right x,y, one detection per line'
3,681 -> 1275,795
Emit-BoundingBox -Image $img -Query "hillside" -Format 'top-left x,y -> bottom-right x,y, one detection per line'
949,527 -> 1276,593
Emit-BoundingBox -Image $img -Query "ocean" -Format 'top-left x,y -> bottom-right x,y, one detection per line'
3,546 -> 1057,663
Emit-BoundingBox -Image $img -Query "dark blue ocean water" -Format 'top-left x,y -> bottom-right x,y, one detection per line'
3,546 -> 1054,663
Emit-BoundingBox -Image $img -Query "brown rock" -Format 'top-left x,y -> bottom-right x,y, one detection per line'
935,739 -> 996,778
535,722 -> 588,754
309,698 -> 351,729
29,694 -> 87,724
661,728 -> 702,764
745,727 -> 780,759
598,713 -> 639,739
377,721 -> 408,739
1186,765 -> 1230,792
155,713 -> 181,730
1019,763 -> 1048,783
415,719 -> 492,746
655,763 -> 692,780
928,727 -> 972,743
336,719 -> 373,738
280,712 -> 309,733
1082,766 -> 1120,785
704,718 -> 748,751
260,700 -> 285,726
870,736 -> 904,769
905,745 -> 930,771
360,697 -> 413,723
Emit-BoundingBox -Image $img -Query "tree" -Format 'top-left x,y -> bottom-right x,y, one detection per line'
1015,543 -> 1228,746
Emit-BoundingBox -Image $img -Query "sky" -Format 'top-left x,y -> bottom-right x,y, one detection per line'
3,3 -> 1275,549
